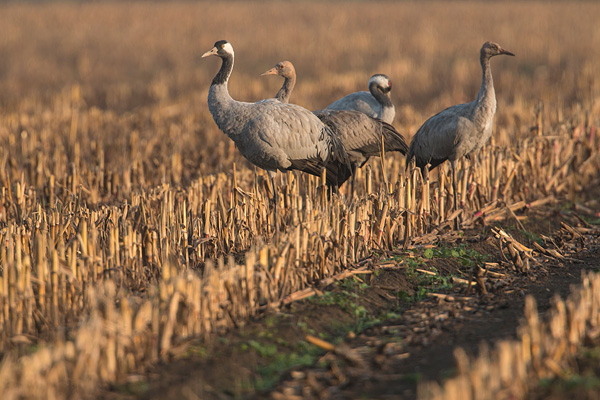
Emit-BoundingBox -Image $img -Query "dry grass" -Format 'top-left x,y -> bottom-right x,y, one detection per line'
0,1 -> 599,398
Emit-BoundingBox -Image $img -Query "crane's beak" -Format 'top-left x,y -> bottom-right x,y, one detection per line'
202,47 -> 218,58
500,48 -> 515,56
260,67 -> 278,76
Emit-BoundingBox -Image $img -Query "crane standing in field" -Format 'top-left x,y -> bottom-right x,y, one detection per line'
323,74 -> 395,124
261,61 -> 408,189
202,40 -> 352,230
406,41 -> 514,223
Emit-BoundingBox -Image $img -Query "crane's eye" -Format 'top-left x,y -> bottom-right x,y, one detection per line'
220,44 -> 226,49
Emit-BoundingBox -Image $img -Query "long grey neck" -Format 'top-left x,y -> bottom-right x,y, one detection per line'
474,55 -> 496,114
369,82 -> 394,119
276,74 -> 295,103
207,54 -> 247,138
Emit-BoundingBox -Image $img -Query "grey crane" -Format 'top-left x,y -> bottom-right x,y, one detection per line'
202,40 -> 352,229
202,40 -> 351,185
406,41 -> 514,221
261,61 -> 408,175
322,74 -> 395,124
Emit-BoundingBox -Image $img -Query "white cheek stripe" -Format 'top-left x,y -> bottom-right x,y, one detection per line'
223,42 -> 234,54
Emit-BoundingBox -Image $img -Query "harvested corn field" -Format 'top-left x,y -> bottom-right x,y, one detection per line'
0,1 -> 599,399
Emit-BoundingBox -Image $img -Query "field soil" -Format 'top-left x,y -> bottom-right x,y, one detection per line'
99,201 -> 600,400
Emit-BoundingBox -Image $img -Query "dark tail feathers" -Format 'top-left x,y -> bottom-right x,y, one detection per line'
381,121 -> 408,155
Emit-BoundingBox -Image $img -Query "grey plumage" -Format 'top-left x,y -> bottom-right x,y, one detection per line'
321,74 -> 395,124
314,109 -> 407,171
261,61 -> 408,176
406,41 -> 515,171
203,41 -> 352,187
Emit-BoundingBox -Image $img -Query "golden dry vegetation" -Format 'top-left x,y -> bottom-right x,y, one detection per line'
0,1 -> 599,399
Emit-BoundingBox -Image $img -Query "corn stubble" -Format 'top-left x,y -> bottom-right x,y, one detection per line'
0,1 -> 599,398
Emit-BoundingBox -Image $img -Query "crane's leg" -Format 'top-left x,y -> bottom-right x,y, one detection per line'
451,161 -> 461,231
349,164 -> 358,199
329,184 -> 338,201
269,171 -> 279,235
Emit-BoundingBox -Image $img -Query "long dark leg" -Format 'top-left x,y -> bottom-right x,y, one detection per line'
451,161 -> 461,230
269,171 -> 279,235
349,165 -> 357,199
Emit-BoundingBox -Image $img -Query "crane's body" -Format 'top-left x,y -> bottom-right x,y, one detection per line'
204,41 -> 351,188
407,98 -> 496,170
314,109 -> 407,170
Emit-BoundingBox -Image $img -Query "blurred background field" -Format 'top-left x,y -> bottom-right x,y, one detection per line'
0,2 -> 598,180
1,1 -> 598,111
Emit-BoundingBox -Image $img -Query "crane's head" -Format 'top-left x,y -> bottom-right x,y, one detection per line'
202,40 -> 234,59
369,74 -> 392,95
481,41 -> 515,59
260,61 -> 296,79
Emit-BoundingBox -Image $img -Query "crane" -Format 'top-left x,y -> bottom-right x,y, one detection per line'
406,41 -> 514,225
203,40 -> 352,229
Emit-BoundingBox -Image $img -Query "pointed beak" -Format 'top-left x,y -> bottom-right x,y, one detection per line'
260,67 -> 278,76
500,48 -> 515,56
202,47 -> 218,58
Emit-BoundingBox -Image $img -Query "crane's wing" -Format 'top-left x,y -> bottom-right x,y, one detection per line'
315,110 -> 408,160
286,125 -> 353,187
247,102 -> 352,187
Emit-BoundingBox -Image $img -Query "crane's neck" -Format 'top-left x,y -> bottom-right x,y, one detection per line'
207,54 -> 246,138
369,82 -> 394,119
474,55 -> 496,113
276,73 -> 296,103
212,53 -> 234,86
